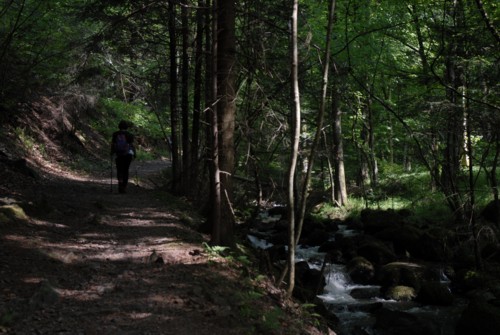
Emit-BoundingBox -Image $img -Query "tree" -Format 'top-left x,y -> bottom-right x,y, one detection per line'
181,3 -> 192,192
286,0 -> 301,298
190,0 -> 207,197
168,0 -> 181,194
331,75 -> 348,206
210,0 -> 236,247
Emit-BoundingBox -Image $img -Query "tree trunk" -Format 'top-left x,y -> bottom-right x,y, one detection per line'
191,0 -> 205,197
358,98 -> 378,189
296,0 -> 337,243
285,0 -> 301,298
168,0 -> 180,194
440,0 -> 465,220
212,0 -> 236,247
487,136 -> 500,228
181,3 -> 191,192
367,97 -> 378,186
332,80 -> 347,206
206,0 -> 222,240
464,87 -> 483,270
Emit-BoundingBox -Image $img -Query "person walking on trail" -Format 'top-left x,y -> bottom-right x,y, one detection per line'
110,120 -> 136,193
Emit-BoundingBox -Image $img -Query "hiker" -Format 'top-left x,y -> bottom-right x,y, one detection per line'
110,120 -> 136,193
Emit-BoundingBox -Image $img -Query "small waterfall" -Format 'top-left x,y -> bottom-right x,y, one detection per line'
318,263 -> 382,335
247,211 -> 465,335
320,264 -> 356,303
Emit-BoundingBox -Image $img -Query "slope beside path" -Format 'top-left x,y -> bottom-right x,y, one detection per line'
0,159 -> 320,334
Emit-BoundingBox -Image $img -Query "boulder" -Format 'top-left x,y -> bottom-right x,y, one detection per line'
300,227 -> 331,247
384,285 -> 416,301
357,240 -> 397,266
360,208 -> 406,234
0,204 -> 29,223
374,224 -> 423,257
374,307 -> 440,335
350,286 -> 381,300
416,281 -> 454,306
334,235 -> 359,261
378,262 -> 424,290
294,261 -> 325,301
268,230 -> 288,246
456,301 -> 500,335
267,206 -> 287,218
481,200 -> 500,225
347,256 -> 375,284
412,228 -> 451,261
481,242 -> 500,263
318,241 -> 344,263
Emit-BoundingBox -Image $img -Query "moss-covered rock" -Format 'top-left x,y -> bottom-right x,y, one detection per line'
384,285 -> 416,301
378,262 -> 424,290
347,256 -> 375,284
0,204 -> 28,223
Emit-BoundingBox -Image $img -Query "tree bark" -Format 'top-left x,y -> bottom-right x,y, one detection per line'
285,0 -> 301,298
190,0 -> 205,196
440,0 -> 465,219
296,0 -> 337,245
168,0 -> 180,194
181,3 -> 191,192
207,0 -> 222,241
212,0 -> 236,247
332,80 -> 347,206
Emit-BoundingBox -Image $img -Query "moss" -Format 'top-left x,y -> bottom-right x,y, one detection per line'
0,204 -> 28,222
384,285 -> 416,301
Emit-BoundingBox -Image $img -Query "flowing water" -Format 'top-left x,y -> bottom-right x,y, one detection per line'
248,215 -> 466,335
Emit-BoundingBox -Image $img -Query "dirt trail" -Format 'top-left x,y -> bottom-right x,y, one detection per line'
0,160 -> 281,335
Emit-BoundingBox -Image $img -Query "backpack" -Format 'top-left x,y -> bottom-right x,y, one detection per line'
114,133 -> 130,156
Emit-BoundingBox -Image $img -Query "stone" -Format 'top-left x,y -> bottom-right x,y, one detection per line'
347,256 -> 375,284
456,301 -> 500,335
374,307 -> 440,335
378,262 -> 424,290
0,204 -> 28,223
416,281 -> 454,306
360,208 -> 405,234
384,285 -> 416,301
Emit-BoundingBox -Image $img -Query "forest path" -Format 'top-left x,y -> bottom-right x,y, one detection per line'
0,159 -> 257,335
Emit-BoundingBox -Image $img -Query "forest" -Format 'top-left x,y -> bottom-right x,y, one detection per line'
1,0 -> 499,334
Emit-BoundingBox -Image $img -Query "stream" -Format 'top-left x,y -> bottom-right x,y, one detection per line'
248,213 -> 467,335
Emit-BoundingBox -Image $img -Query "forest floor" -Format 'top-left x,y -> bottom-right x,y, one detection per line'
0,158 -> 328,335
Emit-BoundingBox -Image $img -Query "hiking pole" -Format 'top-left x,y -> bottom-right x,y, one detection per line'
110,155 -> 113,193
135,164 -> 139,187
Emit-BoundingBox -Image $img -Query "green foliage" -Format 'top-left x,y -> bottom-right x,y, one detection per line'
92,98 -> 168,158
237,289 -> 284,333
0,0 -> 97,103
300,303 -> 322,327
13,127 -> 35,152
260,306 -> 285,332
201,242 -> 253,268
202,242 -> 230,259
95,98 -> 164,138
459,269 -> 500,291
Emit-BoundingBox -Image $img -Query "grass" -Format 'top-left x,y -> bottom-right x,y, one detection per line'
316,164 -> 498,225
